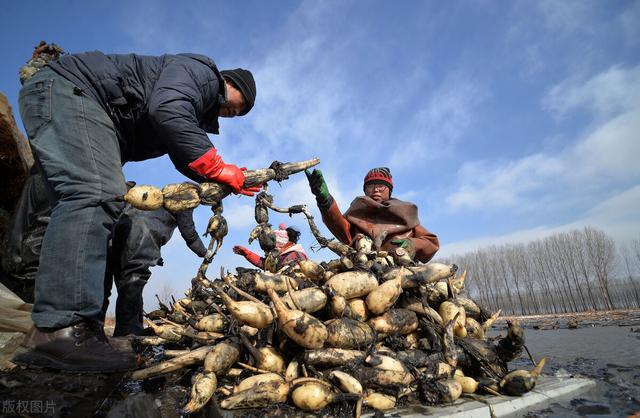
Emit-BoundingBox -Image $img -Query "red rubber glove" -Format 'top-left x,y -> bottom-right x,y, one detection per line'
233,245 -> 263,268
188,149 -> 262,196
234,168 -> 262,196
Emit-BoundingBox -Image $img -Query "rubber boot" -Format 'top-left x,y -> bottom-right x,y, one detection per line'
113,274 -> 148,337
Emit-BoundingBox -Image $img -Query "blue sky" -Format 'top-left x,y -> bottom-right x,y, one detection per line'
1,1 -> 639,309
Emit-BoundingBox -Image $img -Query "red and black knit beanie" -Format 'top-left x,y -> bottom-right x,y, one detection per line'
363,167 -> 393,192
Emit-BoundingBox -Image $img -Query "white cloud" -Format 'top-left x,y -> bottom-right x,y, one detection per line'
437,226 -> 554,259
584,184 -> 640,226
446,153 -> 564,210
568,110 -> 640,183
543,65 -> 640,120
438,184 -> 640,258
536,0 -> 598,36
390,74 -> 488,166
223,202 -> 255,230
233,4 -> 359,162
447,65 -> 640,213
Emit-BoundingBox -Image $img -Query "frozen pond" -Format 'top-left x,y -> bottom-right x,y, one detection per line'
506,326 -> 640,417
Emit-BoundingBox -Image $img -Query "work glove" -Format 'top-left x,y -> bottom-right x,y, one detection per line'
188,149 -> 262,196
305,169 -> 333,208
391,239 -> 416,258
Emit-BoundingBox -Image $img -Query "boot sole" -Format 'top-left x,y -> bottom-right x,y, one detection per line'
12,349 -> 135,373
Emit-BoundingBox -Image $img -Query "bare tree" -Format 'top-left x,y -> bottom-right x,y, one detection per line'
458,253 -> 489,308
528,240 -> 558,313
542,237 -> 572,312
619,243 -> 640,308
548,234 -> 582,312
503,244 -> 529,315
440,226 -> 636,315
474,249 -> 501,312
583,227 -> 616,310
486,247 -> 516,315
513,243 -> 541,313
570,230 -> 600,310
632,235 -> 640,266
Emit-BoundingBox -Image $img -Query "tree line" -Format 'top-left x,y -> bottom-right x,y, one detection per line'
438,227 -> 640,316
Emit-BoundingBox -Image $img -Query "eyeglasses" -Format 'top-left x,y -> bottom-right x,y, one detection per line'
365,184 -> 388,192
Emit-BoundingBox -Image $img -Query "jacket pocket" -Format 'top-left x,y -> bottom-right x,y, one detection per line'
19,79 -> 54,139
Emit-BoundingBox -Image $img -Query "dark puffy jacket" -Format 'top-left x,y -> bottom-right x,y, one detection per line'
48,51 -> 226,181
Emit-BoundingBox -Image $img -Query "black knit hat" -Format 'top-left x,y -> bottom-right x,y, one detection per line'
363,167 -> 393,192
220,68 -> 256,116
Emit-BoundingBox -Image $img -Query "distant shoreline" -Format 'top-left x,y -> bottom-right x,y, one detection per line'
496,308 -> 640,329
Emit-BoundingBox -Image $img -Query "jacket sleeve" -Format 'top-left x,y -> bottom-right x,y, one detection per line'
242,249 -> 264,269
409,224 -> 440,263
320,200 -> 353,245
175,210 -> 208,257
168,153 -> 208,183
147,57 -> 220,177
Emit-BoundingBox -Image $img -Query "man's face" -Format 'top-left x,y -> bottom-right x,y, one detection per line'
218,80 -> 246,118
365,183 -> 390,202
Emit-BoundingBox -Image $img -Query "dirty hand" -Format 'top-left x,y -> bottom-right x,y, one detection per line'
305,169 -> 330,201
233,245 -> 249,256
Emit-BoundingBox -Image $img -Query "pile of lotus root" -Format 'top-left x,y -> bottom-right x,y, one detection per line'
125,160 -> 546,416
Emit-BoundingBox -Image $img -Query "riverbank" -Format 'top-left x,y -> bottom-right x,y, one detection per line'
496,308 -> 640,330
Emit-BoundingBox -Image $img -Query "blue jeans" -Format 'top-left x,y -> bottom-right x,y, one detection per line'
19,68 -> 126,328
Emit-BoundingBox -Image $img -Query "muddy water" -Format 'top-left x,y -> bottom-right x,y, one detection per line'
505,326 -> 640,417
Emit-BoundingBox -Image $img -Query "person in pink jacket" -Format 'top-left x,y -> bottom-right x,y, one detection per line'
233,224 -> 308,270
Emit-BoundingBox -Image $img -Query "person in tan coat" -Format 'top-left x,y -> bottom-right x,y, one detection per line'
305,167 -> 439,262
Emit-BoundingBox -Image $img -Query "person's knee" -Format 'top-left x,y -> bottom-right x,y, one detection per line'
116,273 -> 150,290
